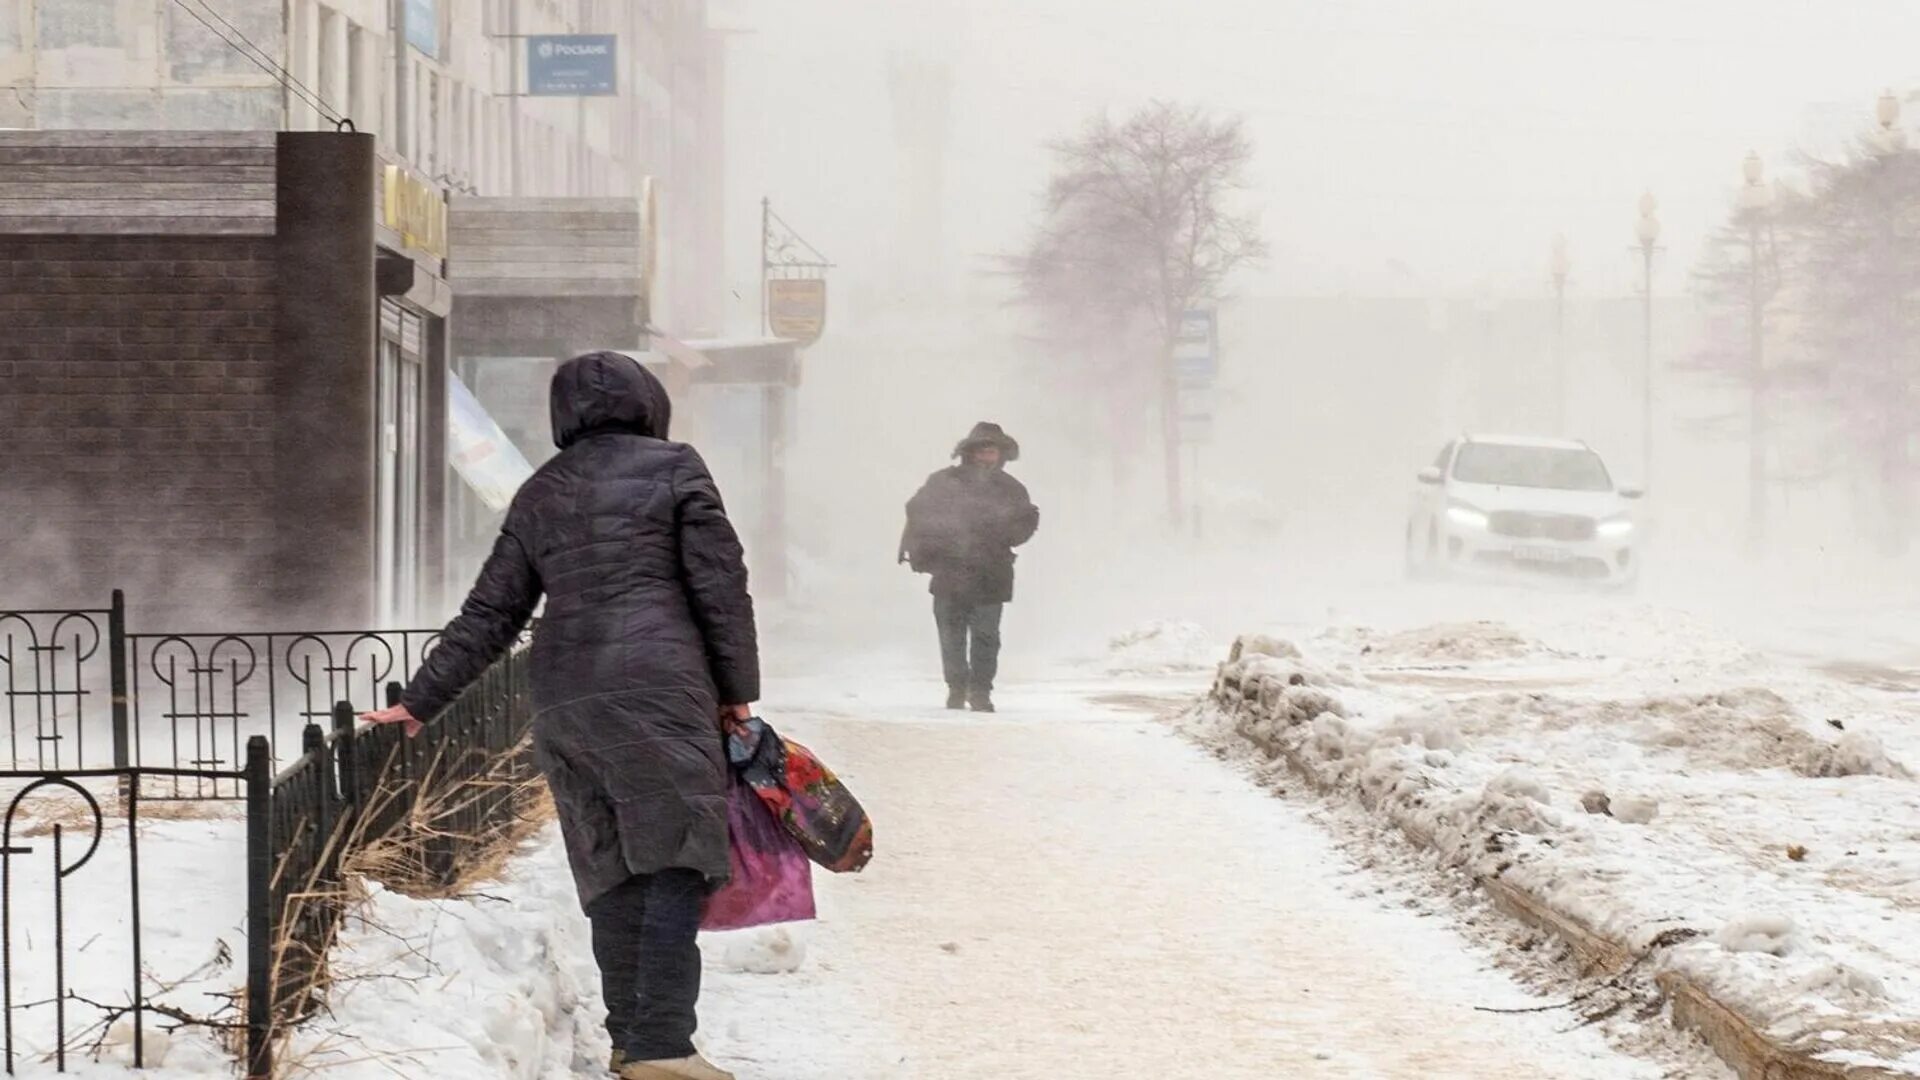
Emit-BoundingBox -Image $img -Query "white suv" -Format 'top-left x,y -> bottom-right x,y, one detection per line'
1406,434 -> 1642,586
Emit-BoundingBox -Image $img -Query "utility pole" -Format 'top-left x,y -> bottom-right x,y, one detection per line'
1741,152 -> 1771,551
759,196 -> 770,335
1162,324 -> 1183,530
1549,234 -> 1570,435
1635,192 -> 1662,491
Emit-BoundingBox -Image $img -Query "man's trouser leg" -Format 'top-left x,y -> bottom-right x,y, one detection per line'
968,602 -> 1004,697
933,594 -> 972,693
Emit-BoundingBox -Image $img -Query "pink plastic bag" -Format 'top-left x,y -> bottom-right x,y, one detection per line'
702,772 -> 817,931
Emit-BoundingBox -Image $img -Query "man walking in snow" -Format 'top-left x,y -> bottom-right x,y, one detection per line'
898,422 -> 1040,712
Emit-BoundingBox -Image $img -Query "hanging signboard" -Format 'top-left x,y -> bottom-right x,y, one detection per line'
447,371 -> 534,511
767,278 -> 827,346
404,0 -> 438,57
528,35 -> 619,96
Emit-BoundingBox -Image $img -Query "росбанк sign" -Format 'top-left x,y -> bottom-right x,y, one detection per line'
528,35 -> 619,96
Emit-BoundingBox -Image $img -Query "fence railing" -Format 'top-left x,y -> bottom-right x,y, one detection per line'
0,745 -> 272,1077
0,594 -> 442,799
0,604 -> 119,776
0,599 -> 537,1077
128,628 -> 441,800
264,646 -> 536,1053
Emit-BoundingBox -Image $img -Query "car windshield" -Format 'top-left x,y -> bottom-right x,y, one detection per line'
1451,444 -> 1613,492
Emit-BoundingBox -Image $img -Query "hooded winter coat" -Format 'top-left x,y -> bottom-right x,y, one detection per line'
401,351 -> 758,910
899,423 -> 1040,604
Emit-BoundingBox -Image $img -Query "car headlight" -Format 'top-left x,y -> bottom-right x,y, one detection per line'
1597,516 -> 1634,539
1446,504 -> 1489,530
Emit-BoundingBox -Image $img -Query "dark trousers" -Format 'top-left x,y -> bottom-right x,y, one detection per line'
933,595 -> 1004,694
587,869 -> 706,1061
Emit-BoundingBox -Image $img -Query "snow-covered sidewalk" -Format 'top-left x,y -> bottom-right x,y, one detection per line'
252,672 -> 1698,1079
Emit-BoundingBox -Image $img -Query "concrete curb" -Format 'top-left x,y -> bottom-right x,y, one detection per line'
1205,649 -> 1904,1080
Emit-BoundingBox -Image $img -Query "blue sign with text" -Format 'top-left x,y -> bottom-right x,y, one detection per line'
528,35 -> 619,96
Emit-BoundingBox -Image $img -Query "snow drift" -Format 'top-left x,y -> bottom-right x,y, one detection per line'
1186,626 -> 1920,1078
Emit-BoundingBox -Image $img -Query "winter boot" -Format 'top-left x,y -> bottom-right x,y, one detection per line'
968,690 -> 996,714
946,686 -> 967,710
619,1053 -> 736,1080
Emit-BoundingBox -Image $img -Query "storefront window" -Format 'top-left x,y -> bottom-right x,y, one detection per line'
376,301 -> 428,626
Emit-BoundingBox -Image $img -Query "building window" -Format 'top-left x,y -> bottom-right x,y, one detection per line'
376,301 -> 427,625
450,80 -> 464,184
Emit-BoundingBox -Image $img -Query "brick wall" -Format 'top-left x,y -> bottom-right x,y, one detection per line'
0,235 -> 278,628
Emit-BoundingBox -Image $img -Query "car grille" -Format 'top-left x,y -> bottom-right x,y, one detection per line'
1488,511 -> 1596,542
1473,553 -> 1614,580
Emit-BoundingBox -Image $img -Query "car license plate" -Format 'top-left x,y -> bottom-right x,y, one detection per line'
1514,545 -> 1571,563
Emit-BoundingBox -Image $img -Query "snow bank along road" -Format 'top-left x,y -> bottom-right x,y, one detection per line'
252,671 -> 1699,1080
1189,601 -> 1920,1078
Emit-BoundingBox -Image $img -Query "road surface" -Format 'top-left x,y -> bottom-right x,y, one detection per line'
687,673 -> 1694,1080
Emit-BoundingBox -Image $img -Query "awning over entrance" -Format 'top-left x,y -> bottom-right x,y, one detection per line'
447,369 -> 534,511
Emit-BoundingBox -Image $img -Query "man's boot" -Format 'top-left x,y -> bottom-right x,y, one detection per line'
946,686 -> 967,710
968,689 -> 995,714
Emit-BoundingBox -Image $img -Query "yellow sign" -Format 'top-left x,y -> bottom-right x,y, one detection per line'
383,165 -> 447,259
767,278 -> 826,346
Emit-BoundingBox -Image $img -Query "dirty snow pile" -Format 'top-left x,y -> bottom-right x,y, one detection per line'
1185,622 -> 1920,1077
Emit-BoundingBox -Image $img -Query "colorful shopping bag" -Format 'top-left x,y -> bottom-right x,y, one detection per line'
701,770 -> 817,932
728,717 -> 874,874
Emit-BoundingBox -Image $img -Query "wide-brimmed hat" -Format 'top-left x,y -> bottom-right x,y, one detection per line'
953,421 -> 1020,462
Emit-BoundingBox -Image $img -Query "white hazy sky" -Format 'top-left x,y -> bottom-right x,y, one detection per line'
712,0 -> 1920,316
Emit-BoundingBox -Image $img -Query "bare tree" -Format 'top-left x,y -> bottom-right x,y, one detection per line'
1789,142 -> 1920,554
1014,102 -> 1266,524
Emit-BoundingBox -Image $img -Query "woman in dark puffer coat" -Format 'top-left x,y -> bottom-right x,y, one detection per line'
364,351 -> 757,1080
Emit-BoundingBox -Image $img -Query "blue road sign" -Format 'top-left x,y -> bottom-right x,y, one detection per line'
528,35 -> 619,96
1175,308 -> 1217,445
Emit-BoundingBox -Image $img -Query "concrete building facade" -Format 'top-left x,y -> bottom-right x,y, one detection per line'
0,0 -> 726,331
0,3 -> 769,625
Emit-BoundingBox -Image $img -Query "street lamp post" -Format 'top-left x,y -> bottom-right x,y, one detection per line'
1635,191 -> 1662,491
1549,234 -> 1571,435
1741,152 -> 1772,550
1873,90 -> 1908,550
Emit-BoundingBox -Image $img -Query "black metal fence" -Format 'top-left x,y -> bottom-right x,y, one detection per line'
263,645 -> 535,1064
0,601 -> 537,1077
0,743 -> 273,1076
0,594 -> 442,798
128,627 -> 441,799
0,604 -> 118,776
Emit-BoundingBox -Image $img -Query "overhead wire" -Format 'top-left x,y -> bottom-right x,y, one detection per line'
166,0 -> 353,131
